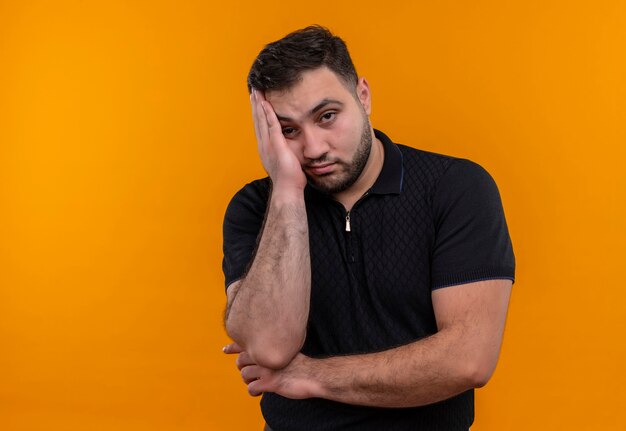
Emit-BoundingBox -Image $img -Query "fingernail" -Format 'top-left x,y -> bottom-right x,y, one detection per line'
222,345 -> 227,353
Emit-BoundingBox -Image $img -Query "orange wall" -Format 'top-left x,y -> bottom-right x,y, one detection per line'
1,1 -> 624,430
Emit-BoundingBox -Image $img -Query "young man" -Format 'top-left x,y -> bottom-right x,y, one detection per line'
222,25 -> 515,430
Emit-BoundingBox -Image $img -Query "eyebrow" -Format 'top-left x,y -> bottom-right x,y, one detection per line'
275,98 -> 344,122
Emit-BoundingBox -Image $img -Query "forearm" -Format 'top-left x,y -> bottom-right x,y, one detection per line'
225,188 -> 311,369
239,281 -> 509,406
309,327 -> 484,408
303,281 -> 509,407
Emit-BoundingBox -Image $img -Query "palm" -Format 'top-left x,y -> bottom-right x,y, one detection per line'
251,90 -> 306,191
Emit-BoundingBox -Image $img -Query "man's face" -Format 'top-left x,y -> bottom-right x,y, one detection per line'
265,67 -> 373,195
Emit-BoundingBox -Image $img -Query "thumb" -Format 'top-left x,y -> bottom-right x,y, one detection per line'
223,342 -> 244,354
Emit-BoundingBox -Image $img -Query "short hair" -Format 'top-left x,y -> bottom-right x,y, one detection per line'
247,25 -> 358,94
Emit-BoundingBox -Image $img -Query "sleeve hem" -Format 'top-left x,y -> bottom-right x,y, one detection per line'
432,267 -> 515,290
225,276 -> 243,293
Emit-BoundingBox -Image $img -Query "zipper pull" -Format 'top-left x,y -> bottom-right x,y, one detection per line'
345,212 -> 351,232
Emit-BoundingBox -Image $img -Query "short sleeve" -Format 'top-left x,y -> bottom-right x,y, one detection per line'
431,159 -> 515,289
222,179 -> 271,290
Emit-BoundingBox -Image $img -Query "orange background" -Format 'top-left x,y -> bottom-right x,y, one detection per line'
1,1 -> 625,430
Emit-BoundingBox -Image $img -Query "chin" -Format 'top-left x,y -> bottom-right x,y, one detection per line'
308,176 -> 352,195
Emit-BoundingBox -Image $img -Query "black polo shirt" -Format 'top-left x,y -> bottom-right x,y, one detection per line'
222,129 -> 515,431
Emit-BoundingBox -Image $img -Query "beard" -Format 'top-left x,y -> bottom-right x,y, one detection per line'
305,112 -> 373,195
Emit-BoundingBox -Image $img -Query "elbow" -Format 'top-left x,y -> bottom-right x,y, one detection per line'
468,364 -> 493,388
249,345 -> 299,369
251,327 -> 307,369
225,321 -> 305,369
464,355 -> 499,389
224,318 -> 243,348
245,335 -> 305,369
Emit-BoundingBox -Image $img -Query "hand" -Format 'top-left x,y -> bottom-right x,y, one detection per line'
223,342 -> 320,399
251,89 -> 307,194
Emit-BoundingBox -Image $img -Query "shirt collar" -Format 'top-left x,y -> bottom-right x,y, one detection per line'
370,129 -> 403,195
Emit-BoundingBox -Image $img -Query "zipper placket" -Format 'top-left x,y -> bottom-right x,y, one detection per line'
344,191 -> 370,232
343,191 -> 370,263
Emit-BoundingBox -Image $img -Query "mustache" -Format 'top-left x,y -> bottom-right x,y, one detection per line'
304,155 -> 338,168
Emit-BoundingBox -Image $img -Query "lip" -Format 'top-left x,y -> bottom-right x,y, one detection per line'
307,163 -> 335,176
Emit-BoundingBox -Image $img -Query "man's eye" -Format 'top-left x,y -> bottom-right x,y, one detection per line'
282,127 -> 296,136
320,112 -> 336,122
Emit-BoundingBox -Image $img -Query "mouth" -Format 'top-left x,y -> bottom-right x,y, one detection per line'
306,162 -> 335,176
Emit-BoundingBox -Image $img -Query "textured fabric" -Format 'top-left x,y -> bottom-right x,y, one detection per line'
222,130 -> 515,430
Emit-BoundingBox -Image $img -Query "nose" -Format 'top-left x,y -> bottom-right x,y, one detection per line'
300,127 -> 330,161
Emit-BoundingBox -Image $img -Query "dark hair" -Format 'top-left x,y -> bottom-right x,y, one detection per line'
247,25 -> 358,94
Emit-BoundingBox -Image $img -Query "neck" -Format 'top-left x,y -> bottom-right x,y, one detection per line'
334,132 -> 385,211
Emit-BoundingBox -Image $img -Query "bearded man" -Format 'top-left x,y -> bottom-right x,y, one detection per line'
222,25 -> 515,431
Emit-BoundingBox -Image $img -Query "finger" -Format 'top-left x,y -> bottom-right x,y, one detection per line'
261,100 -> 291,161
248,385 -> 263,396
250,89 -> 263,144
241,365 -> 262,384
241,364 -> 275,385
222,342 -> 243,354
236,351 -> 255,370
261,100 -> 285,154
253,90 -> 270,150
248,377 -> 270,397
261,100 -> 281,138
256,89 -> 267,103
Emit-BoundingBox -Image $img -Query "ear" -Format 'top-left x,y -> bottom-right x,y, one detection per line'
355,77 -> 372,115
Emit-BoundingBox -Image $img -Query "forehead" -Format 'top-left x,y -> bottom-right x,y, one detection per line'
266,67 -> 355,118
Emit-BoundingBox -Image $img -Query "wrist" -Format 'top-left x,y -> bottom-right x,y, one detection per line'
307,357 -> 332,399
270,183 -> 305,205
296,357 -> 327,399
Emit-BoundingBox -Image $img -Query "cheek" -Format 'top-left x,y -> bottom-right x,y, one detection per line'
335,115 -> 362,147
286,140 -> 305,163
